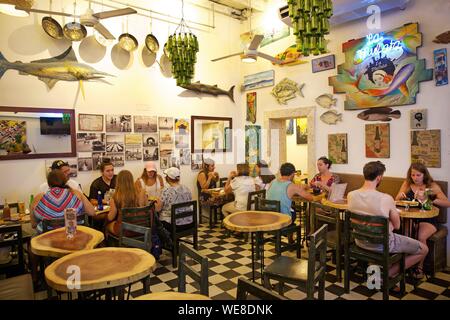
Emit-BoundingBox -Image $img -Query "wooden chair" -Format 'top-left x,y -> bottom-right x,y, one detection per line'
41,213 -> 89,233
197,183 -> 222,228
165,200 -> 198,268
118,205 -> 154,252
246,189 -> 266,210
255,198 -> 301,258
262,224 -> 328,300
311,202 -> 344,281
178,243 -> 209,296
236,277 -> 287,300
0,273 -> 34,300
0,224 -> 25,277
343,211 -> 406,300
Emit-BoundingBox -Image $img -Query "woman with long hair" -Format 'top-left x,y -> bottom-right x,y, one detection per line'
309,156 -> 340,193
395,162 -> 450,278
135,162 -> 164,199
106,170 -> 146,236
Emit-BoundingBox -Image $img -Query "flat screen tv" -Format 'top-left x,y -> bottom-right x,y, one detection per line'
40,117 -> 71,135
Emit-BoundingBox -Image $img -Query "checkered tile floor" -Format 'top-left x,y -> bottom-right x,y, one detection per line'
35,223 -> 450,300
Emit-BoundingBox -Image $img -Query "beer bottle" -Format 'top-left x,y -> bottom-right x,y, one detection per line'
2,199 -> 11,220
374,126 -> 382,153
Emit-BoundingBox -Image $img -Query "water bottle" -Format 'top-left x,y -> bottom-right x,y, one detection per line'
97,191 -> 103,211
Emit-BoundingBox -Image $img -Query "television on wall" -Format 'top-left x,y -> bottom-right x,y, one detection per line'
40,117 -> 71,135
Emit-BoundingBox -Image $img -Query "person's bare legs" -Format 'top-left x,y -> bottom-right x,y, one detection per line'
389,242 -> 428,277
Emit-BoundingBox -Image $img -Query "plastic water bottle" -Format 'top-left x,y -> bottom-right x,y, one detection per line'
97,191 -> 103,210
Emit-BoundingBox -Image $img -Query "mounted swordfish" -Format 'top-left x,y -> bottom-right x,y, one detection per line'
0,47 -> 113,98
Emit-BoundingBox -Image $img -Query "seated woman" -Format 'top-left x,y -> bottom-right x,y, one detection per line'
197,158 -> 220,204
155,167 -> 193,233
222,163 -> 256,217
254,160 -> 276,190
106,170 -> 147,237
395,162 -> 450,278
309,156 -> 340,193
32,170 -> 95,234
135,162 -> 164,200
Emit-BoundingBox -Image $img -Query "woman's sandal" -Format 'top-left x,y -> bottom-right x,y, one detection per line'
412,267 -> 426,280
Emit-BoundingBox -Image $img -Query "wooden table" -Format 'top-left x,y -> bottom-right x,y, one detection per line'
397,205 -> 439,238
45,247 -> 156,298
321,198 -> 348,211
31,226 -> 104,258
223,211 -> 291,282
134,292 -> 211,300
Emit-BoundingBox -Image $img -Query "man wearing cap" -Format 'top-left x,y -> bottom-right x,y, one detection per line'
39,160 -> 82,193
89,161 -> 117,205
135,162 -> 164,199
155,167 -> 193,231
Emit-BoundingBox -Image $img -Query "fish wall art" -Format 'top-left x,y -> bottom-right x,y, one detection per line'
357,107 -> 401,121
0,47 -> 113,98
320,110 -> 342,125
329,23 -> 433,110
433,31 -> 450,44
316,93 -> 337,108
271,78 -> 305,105
180,82 -> 235,102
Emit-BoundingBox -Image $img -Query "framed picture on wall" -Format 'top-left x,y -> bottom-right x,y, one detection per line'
312,54 -> 335,73
365,123 -> 390,158
434,48 -> 448,86
296,118 -> 307,144
328,133 -> 348,164
78,114 -> 103,132
191,116 -> 232,153
410,109 -> 427,129
411,130 -> 441,168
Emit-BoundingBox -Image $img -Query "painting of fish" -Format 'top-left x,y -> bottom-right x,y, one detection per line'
357,107 -> 401,121
320,110 -> 342,125
433,31 -> 450,44
316,94 -> 337,108
271,78 -> 305,105
0,47 -> 113,98
180,82 -> 235,102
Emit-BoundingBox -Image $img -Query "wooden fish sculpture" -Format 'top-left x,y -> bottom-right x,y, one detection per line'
180,82 -> 235,102
433,31 -> 450,44
0,47 -> 113,98
357,107 -> 401,121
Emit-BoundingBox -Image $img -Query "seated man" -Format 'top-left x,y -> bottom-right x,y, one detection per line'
347,161 -> 428,279
89,161 -> 117,205
267,162 -> 313,217
39,160 -> 81,193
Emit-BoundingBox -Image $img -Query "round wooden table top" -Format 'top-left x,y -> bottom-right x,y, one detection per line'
397,206 -> 439,219
31,226 -> 104,258
321,198 -> 348,210
45,247 -> 156,292
134,292 -> 211,300
223,210 -> 291,233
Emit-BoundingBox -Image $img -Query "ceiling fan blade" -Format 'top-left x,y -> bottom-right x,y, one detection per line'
94,22 -> 115,40
257,52 -> 283,64
16,7 -> 77,18
248,34 -> 264,50
211,52 -> 243,62
93,7 -> 137,19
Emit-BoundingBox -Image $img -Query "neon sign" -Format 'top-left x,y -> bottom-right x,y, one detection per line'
355,33 -> 404,64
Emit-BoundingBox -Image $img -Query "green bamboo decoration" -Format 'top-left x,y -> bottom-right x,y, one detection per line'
288,0 -> 333,57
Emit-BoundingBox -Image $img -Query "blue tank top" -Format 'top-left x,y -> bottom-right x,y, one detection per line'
267,180 -> 292,215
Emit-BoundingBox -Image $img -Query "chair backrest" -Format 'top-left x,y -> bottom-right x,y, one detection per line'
0,274 -> 34,300
178,243 -> 209,296
255,198 -> 280,213
170,200 -> 198,233
311,202 -> 340,226
0,224 -> 24,276
119,204 -> 155,252
41,213 -> 88,233
307,224 -> 328,283
247,189 -> 266,210
344,210 -> 389,258
219,177 -> 228,188
236,277 -> 287,300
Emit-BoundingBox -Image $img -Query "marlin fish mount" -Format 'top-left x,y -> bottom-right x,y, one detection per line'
0,47 -> 113,99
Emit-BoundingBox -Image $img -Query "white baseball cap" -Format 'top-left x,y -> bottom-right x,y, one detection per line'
164,167 -> 180,179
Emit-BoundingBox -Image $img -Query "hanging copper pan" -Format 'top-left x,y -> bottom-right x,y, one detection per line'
145,33 -> 159,53
42,16 -> 64,39
118,33 -> 138,52
62,0 -> 86,42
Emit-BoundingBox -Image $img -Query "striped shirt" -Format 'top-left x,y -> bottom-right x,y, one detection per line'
34,187 -> 84,233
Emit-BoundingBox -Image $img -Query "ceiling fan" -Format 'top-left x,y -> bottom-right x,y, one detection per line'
16,0 -> 137,40
211,34 -> 283,64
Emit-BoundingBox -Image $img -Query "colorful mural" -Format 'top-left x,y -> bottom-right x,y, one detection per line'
329,23 -> 433,110
245,125 -> 261,166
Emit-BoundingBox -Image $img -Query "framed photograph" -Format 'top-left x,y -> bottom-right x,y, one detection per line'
434,48 -> 448,86
160,148 -> 173,169
296,118 -> 307,145
143,133 -> 159,147
143,147 -> 159,161
125,146 -> 142,161
328,133 -> 348,164
106,115 -> 132,132
125,133 -> 142,146
410,109 -> 427,129
312,54 -> 335,73
106,152 -> 124,167
160,129 -> 174,144
76,133 -> 105,152
78,114 -> 103,132
106,135 -> 124,153
191,153 -> 202,170
134,116 -> 157,133
175,118 -> 190,135
77,157 -> 93,172
92,152 -> 106,170
243,70 -> 275,91
411,130 -> 441,168
175,134 -> 189,149
246,92 -> 257,123
365,123 -> 390,158
158,117 -> 174,130
179,148 -> 191,165
191,116 -> 233,153
286,119 -> 294,135
245,125 -> 261,165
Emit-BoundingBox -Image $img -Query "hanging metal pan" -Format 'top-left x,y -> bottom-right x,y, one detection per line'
145,33 -> 159,53
118,33 -> 138,52
63,21 -> 87,41
42,16 -> 64,40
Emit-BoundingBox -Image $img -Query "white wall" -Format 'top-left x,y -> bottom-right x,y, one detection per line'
286,120 -> 308,174
0,0 -> 243,203
239,0 -> 450,265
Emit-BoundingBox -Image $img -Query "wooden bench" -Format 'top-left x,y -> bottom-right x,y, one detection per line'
337,173 -> 448,275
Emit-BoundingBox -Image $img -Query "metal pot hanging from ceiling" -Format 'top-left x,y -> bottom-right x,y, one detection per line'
41,0 -> 63,39
63,0 -> 87,41
144,14 -> 159,53
118,15 -> 138,52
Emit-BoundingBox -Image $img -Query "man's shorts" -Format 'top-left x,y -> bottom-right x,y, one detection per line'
389,233 -> 422,254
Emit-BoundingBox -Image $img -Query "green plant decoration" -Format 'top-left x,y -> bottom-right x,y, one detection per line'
166,0 -> 199,86
287,0 -> 333,57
